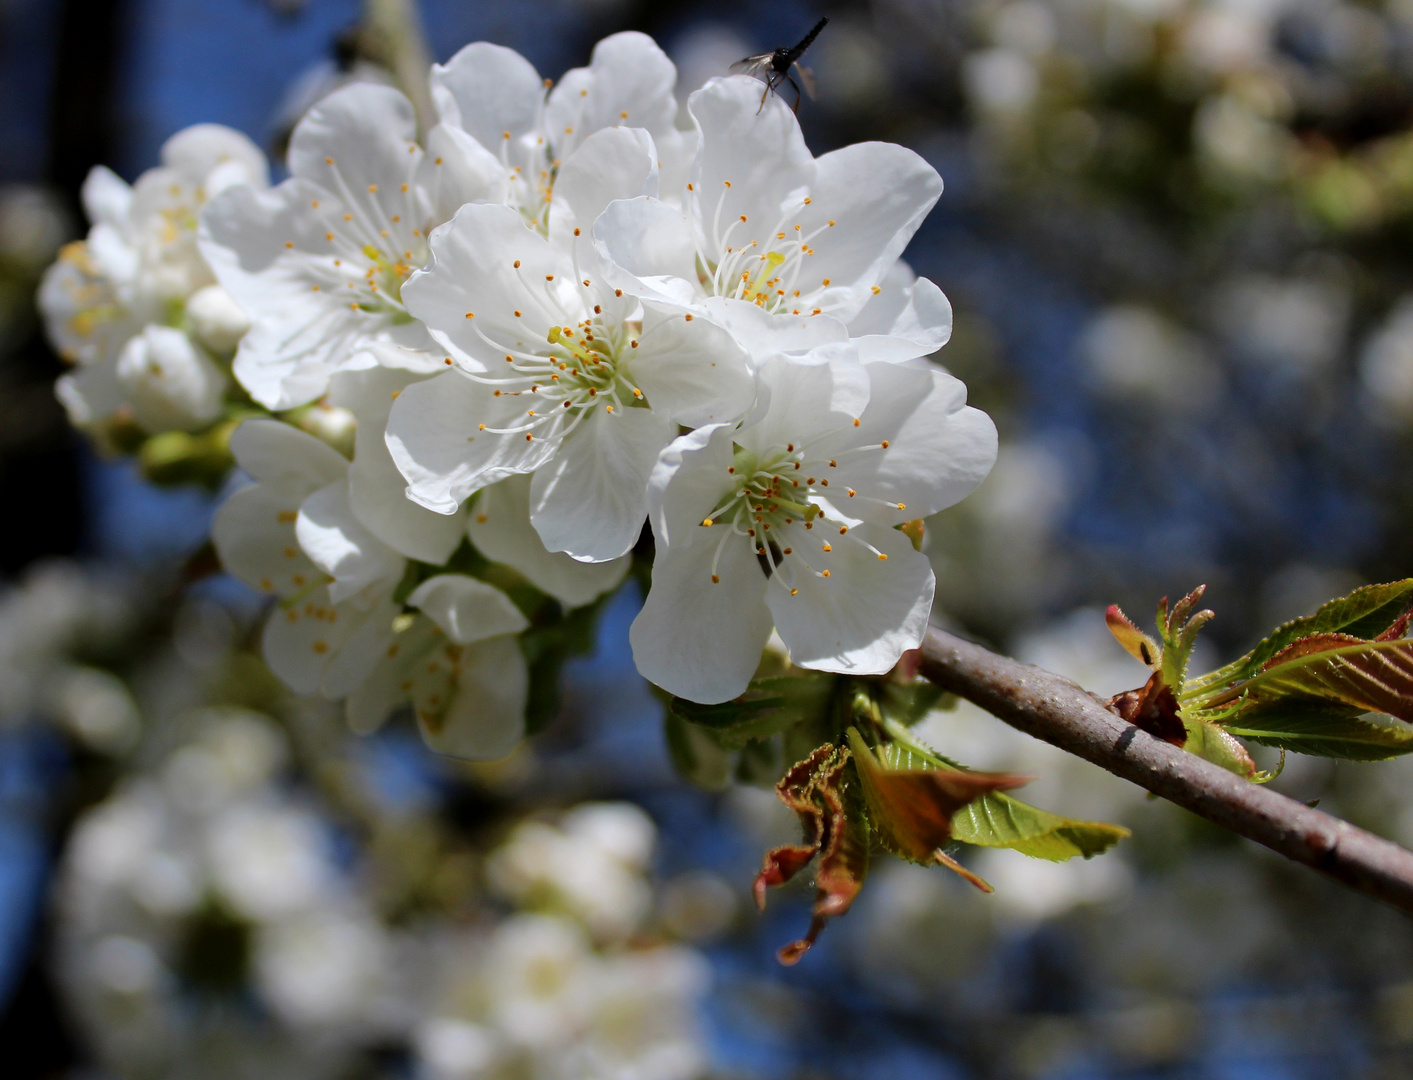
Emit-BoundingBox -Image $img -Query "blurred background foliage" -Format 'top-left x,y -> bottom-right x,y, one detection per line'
6,0 -> 1413,1077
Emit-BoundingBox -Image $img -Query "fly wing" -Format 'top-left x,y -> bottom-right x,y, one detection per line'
792,61 -> 817,99
731,54 -> 775,77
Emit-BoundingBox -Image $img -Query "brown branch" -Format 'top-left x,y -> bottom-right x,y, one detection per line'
918,626 -> 1413,916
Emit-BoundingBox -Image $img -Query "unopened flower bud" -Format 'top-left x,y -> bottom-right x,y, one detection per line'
115,325 -> 226,433
186,284 -> 249,355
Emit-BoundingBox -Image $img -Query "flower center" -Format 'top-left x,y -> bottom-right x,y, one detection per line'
457,279 -> 651,446
698,437 -> 903,593
692,188 -> 840,317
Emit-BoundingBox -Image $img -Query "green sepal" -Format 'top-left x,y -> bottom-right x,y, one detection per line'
667,671 -> 839,750
665,711 -> 733,791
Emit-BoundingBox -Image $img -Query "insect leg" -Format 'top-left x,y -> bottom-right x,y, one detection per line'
784,72 -> 803,114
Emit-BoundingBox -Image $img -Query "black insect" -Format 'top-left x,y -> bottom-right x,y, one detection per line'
731,17 -> 829,114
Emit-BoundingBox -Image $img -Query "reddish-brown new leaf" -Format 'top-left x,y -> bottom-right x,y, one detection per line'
753,744 -> 871,965
848,730 -> 1029,866
1110,671 -> 1187,746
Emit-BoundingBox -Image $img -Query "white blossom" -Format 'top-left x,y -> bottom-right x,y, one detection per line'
429,31 -> 694,233
114,323 -> 228,432
200,33 -> 691,412
591,75 -> 948,365
41,124 -> 267,432
386,189 -> 755,560
199,83 -> 451,409
632,355 -> 997,703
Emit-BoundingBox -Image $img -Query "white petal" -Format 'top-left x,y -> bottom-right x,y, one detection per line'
404,202 -> 581,369
832,362 -> 998,523
212,484 -> 323,598
644,424 -> 734,550
548,127 -> 659,247
767,523 -> 932,675
688,77 -> 814,252
287,83 -> 421,218
408,574 -> 529,644
546,32 -> 679,152
319,592 -> 400,698
432,42 -> 544,149
345,657 -> 404,736
228,418 -> 347,498
329,367 -> 467,565
295,481 -> 404,604
592,197 -> 699,306
630,517 -> 773,704
80,166 -> 133,230
385,370 -> 558,514
418,122 -> 509,222
735,355 -> 870,455
346,616 -> 440,734
698,296 -> 849,366
852,274 -> 952,363
114,325 -> 226,433
469,475 -> 629,608
528,405 -> 674,561
261,587 -> 348,695
161,124 -> 268,189
417,635 -> 528,760
847,259 -> 915,336
55,362 -> 125,430
795,142 -> 943,321
630,301 -> 755,427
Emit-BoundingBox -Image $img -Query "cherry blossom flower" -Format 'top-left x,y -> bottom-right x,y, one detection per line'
213,366 -> 627,753
199,84 -> 456,410
631,356 -> 997,703
200,34 -> 690,412
40,124 -> 266,432
386,194 -> 754,562
430,31 -> 693,235
592,75 -> 949,365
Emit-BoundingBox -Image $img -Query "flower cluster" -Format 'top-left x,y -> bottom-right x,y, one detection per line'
54,705 -> 710,1080
51,30 -> 996,755
39,126 -> 267,445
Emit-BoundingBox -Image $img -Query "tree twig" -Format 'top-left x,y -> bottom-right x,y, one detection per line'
918,626 -> 1413,915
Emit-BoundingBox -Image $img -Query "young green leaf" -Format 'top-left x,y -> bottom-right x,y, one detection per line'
1181,717 -> 1257,778
1220,704 -> 1413,761
1203,634 -> 1413,725
1106,605 -> 1160,667
1188,579 -> 1413,693
873,723 -> 1129,860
